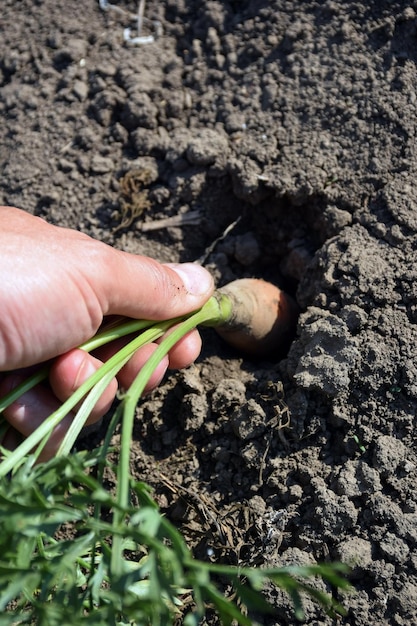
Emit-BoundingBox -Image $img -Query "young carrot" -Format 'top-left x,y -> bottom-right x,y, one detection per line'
211,278 -> 299,357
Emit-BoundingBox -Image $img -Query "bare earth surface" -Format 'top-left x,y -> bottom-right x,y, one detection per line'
1,1 -> 417,624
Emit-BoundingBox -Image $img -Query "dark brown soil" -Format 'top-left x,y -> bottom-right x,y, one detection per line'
2,1 -> 417,624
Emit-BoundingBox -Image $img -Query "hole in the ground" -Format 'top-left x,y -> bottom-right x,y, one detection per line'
247,194 -> 350,285
196,183 -> 342,289
195,184 -> 354,363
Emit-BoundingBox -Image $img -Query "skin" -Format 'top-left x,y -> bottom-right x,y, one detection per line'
0,206 -> 214,459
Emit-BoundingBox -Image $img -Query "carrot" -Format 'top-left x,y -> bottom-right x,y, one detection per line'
212,278 -> 299,357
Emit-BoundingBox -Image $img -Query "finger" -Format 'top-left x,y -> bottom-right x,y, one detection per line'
49,349 -> 118,425
0,374 -> 73,461
94,327 -> 202,388
94,340 -> 169,392
114,329 -> 202,389
0,425 -> 22,452
164,328 -> 202,370
97,253 -> 214,320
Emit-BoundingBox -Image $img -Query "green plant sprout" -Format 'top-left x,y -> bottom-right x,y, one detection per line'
353,434 -> 366,454
0,283 -> 351,624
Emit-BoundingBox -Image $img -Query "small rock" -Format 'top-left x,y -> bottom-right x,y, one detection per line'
211,378 -> 246,413
179,392 -> 209,432
335,460 -> 382,498
280,245 -> 313,280
53,38 -> 87,65
373,435 -> 407,477
58,158 -> 74,173
120,92 -> 158,130
96,62 -> 117,77
379,532 -> 409,563
293,310 -> 360,397
231,399 -> 267,441
335,537 -> 373,573
90,155 -> 113,174
233,233 -> 261,266
186,128 -> 229,166
72,79 -> 88,101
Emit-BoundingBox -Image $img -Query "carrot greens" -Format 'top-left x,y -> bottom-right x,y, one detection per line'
0,289 -> 351,624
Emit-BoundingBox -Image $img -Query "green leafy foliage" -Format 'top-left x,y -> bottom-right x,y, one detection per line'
0,302 -> 352,624
0,450 -> 351,625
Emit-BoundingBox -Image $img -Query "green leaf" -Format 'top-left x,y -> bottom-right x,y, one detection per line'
202,582 -> 253,626
234,579 -> 275,615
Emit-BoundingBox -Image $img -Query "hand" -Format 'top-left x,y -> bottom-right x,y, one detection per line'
0,206 -> 214,458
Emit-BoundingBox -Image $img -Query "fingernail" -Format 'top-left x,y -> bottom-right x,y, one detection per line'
168,263 -> 214,296
74,356 -> 98,390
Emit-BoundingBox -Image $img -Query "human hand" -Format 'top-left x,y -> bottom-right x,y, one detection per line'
0,206 -> 214,458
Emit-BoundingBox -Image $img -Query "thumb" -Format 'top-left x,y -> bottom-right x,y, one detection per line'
99,251 -> 214,320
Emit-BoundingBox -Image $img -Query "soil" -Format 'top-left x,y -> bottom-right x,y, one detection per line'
1,0 -> 417,624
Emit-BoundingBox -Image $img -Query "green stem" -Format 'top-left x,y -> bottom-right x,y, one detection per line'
0,323 -> 178,477
80,318 -> 157,352
0,319 -> 157,415
0,293 -> 233,564
0,292 -> 231,416
110,294 -> 231,575
0,366 -> 49,413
